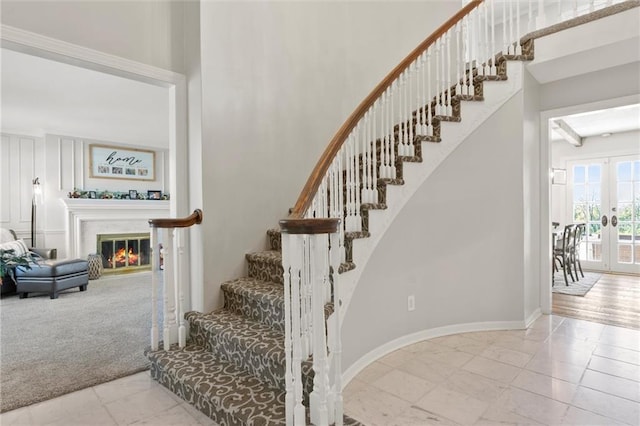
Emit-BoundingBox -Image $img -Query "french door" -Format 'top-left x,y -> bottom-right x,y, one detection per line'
568,155 -> 640,274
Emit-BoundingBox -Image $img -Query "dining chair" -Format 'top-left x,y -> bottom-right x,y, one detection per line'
571,223 -> 586,280
554,224 -> 576,286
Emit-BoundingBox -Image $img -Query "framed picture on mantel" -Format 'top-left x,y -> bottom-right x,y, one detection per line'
89,144 -> 155,181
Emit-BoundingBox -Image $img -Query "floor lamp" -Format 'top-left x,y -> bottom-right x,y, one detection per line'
31,177 -> 42,247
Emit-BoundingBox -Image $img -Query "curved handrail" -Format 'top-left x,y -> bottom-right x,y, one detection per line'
287,0 -> 483,219
149,209 -> 203,228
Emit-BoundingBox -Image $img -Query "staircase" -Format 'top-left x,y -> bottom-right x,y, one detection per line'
146,1 -> 638,424
146,54 -> 532,426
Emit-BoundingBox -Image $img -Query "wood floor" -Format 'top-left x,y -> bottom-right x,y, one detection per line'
552,272 -> 640,330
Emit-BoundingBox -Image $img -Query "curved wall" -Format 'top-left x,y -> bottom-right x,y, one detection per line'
342,92 -> 529,374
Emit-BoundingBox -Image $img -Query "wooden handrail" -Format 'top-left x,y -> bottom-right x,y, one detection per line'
149,209 -> 203,228
288,0 -> 483,219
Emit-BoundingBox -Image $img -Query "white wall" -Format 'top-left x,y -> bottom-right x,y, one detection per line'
341,93 -> 527,371
0,134 -> 44,246
551,130 -> 640,226
198,0 -> 459,311
0,133 -> 168,258
1,0 -> 186,74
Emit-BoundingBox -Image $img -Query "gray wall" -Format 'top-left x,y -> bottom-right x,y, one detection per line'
198,1 -> 459,310
342,93 -> 527,370
1,0 -> 186,73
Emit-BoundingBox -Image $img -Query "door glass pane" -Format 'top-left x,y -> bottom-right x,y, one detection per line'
573,163 -> 603,265
618,244 -> 632,263
618,183 -> 633,202
617,161 -> 632,181
634,161 -> 640,181
573,184 -> 586,203
586,223 -> 602,261
588,165 -> 601,183
618,203 -> 633,221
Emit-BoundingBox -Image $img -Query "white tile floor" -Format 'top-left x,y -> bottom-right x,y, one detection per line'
1,314 -> 638,425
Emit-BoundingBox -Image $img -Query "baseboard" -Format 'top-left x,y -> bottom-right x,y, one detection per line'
525,308 -> 542,327
342,319 -> 526,387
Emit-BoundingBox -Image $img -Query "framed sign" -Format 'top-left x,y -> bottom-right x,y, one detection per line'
89,144 -> 155,181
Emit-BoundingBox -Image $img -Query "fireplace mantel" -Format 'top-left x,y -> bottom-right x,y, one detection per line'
62,198 -> 170,258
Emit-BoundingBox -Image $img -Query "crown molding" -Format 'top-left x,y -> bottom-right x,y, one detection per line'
1,24 -> 185,87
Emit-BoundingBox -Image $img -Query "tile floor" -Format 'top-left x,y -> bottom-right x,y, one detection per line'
1,314 -> 638,425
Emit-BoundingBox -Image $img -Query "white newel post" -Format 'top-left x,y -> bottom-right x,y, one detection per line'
280,218 -> 341,426
148,210 -> 203,351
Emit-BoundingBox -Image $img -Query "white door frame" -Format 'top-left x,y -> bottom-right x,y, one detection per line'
0,24 -> 203,310
539,94 -> 640,314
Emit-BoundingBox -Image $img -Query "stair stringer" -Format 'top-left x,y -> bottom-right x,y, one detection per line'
334,61 -> 525,319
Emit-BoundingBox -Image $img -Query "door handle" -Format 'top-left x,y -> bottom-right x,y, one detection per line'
602,215 -> 608,227
611,215 -> 618,227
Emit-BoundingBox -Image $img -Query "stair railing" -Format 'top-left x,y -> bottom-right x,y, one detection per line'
280,0 -> 633,424
149,209 -> 203,351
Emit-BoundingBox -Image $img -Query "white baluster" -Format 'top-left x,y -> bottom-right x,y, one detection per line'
440,36 -> 446,116
337,154 -> 345,262
455,23 -> 462,96
445,31 -> 453,116
516,0 -> 522,55
371,102 -> 378,204
490,1 -> 496,75
426,48 -> 434,135
528,0 -> 534,35
329,231 -> 343,426
398,75 -> 405,156
573,0 -> 578,18
354,128 -> 360,230
509,1 -> 514,55
589,0 -> 595,13
345,139 -> 353,231
408,65 -> 414,156
150,227 -> 159,351
467,15 -> 475,98
482,3 -> 488,74
503,0 -> 508,54
388,89 -> 396,178
175,228 -> 186,348
309,234 -> 331,426
380,92 -> 389,179
434,37 -> 441,115
163,229 -> 175,350
360,114 -> 369,204
420,52 -> 429,136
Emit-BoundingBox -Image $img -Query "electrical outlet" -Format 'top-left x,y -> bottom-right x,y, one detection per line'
407,295 -> 415,311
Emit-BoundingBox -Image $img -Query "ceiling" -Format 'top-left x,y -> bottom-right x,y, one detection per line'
550,103 -> 640,143
1,48 -> 170,148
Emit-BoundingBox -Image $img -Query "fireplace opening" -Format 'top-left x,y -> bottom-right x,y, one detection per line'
97,233 -> 151,274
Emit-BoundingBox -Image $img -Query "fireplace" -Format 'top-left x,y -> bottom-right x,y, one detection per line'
97,233 -> 151,274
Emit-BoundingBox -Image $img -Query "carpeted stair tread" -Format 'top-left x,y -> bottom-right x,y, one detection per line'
246,250 -> 284,284
267,228 -> 281,251
146,344 -> 287,425
221,277 -> 285,332
187,309 -> 285,363
186,309 -> 287,389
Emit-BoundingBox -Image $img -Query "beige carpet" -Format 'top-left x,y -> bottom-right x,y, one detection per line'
0,271 -> 157,413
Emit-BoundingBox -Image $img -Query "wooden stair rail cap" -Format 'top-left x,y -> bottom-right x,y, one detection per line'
288,0 -> 483,219
279,218 -> 341,235
149,209 -> 203,228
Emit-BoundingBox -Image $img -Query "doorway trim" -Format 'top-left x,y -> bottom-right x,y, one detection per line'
1,24 -> 202,310
539,94 -> 640,314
